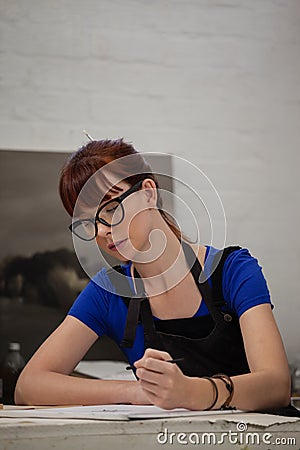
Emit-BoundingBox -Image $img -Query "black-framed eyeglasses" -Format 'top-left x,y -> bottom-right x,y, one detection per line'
69,179 -> 144,241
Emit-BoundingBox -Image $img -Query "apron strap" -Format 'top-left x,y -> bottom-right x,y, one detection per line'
120,294 -> 144,347
120,267 -> 149,348
181,242 -> 242,322
140,298 -> 162,348
210,246 -> 242,304
181,241 -> 224,322
106,265 -> 133,306
131,267 -> 161,348
106,266 -> 143,348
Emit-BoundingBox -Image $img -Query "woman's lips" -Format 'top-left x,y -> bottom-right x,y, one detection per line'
108,239 -> 127,251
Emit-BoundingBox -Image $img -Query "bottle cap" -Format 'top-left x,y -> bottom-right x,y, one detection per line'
8,342 -> 21,351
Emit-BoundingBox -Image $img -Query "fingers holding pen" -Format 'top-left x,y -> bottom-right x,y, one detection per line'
132,348 -> 189,409
134,348 -> 184,375
136,360 -> 173,391
134,348 -> 175,378
135,348 -> 173,367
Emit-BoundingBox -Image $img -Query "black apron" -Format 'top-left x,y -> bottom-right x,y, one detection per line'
107,242 -> 300,417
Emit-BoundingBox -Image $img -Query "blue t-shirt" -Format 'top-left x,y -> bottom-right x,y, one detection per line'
68,246 -> 271,365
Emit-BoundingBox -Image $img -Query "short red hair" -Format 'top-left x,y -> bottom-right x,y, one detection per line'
59,138 -> 182,240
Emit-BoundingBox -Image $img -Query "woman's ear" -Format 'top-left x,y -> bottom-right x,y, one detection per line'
142,179 -> 157,208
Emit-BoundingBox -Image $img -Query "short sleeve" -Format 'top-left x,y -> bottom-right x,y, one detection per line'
68,270 -> 111,336
222,248 -> 272,318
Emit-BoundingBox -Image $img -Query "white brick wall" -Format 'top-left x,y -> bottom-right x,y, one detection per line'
0,0 -> 299,362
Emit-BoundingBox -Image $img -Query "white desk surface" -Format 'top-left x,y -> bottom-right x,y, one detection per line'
1,363 -> 300,449
1,405 -> 300,450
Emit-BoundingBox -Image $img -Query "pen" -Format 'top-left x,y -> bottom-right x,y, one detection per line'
125,358 -> 184,371
83,130 -> 94,141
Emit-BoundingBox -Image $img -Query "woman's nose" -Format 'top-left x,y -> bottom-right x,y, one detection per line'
96,221 -> 111,238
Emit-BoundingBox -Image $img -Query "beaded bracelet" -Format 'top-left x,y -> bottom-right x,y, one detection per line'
212,373 -> 235,410
202,376 -> 219,410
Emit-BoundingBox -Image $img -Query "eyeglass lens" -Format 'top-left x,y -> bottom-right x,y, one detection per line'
97,200 -> 124,226
71,219 -> 97,241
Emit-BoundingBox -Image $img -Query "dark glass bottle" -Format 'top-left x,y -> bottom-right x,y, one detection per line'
0,342 -> 25,405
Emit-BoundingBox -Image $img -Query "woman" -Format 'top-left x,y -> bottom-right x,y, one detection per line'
15,139 -> 293,413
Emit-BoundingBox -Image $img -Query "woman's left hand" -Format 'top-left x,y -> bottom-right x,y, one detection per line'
134,348 -> 190,409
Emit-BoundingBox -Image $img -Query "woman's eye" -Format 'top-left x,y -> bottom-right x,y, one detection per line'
105,205 -> 118,214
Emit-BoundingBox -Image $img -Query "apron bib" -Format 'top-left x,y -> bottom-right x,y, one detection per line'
124,242 -> 250,378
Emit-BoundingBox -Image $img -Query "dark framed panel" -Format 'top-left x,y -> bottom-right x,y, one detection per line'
0,150 -> 173,363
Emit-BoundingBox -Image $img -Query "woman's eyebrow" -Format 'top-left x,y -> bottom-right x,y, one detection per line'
102,185 -> 123,202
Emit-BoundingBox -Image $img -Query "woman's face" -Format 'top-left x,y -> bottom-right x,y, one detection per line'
95,179 -> 156,262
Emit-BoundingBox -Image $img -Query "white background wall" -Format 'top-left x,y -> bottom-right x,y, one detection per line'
1,0 -> 299,363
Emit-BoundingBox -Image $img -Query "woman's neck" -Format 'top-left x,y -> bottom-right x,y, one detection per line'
131,216 -> 191,297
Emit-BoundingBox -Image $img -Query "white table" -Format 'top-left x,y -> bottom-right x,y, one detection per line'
1,407 -> 300,450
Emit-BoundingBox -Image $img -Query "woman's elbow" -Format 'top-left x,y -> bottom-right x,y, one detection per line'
14,368 -> 35,405
274,371 -> 291,408
14,371 -> 26,405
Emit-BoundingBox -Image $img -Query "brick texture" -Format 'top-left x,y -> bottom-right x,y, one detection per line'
0,0 -> 299,362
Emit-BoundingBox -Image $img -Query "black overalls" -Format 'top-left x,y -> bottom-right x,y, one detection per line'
108,242 -> 300,417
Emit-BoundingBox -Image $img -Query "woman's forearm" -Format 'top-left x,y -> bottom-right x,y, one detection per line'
15,369 -> 139,406
185,370 -> 291,411
230,370 -> 290,411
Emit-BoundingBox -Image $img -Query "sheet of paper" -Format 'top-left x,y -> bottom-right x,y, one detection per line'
74,360 -> 135,380
2,404 -> 299,425
0,404 -> 243,421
